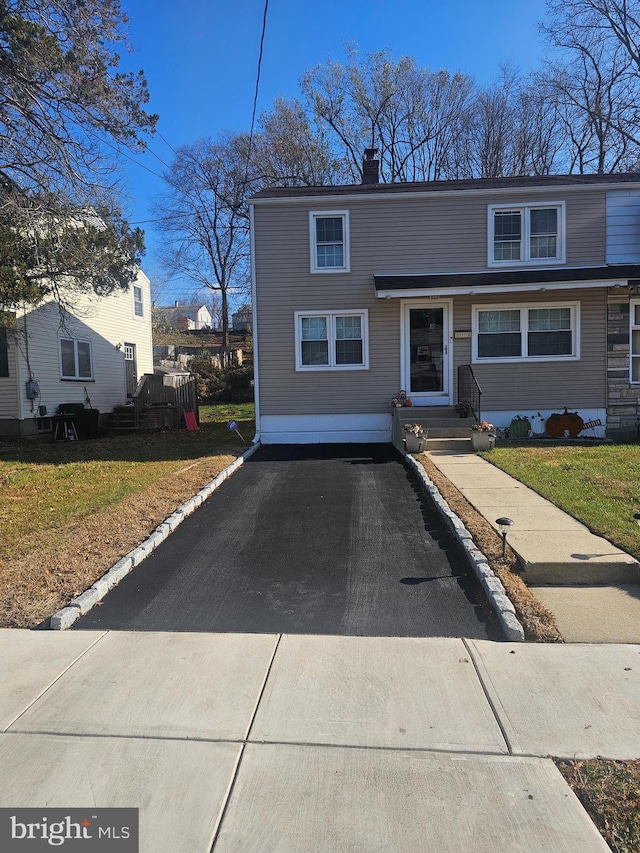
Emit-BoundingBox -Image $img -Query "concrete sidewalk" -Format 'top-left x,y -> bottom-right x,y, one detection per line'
426,444 -> 640,643
3,629 -> 638,851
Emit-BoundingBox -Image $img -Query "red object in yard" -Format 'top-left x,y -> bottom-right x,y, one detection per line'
184,410 -> 199,431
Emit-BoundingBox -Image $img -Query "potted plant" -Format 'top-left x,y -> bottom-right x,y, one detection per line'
391,390 -> 413,408
403,422 -> 428,453
470,420 -> 496,451
455,401 -> 473,418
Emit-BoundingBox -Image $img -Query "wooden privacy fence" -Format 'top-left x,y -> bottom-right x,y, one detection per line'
133,374 -> 199,429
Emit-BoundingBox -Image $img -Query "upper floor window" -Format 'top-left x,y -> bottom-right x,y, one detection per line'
472,302 -> 579,363
295,309 -> 368,370
309,211 -> 350,273
133,284 -> 144,318
60,337 -> 93,380
488,203 -> 565,266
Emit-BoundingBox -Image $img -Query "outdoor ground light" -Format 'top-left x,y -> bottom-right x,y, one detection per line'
496,517 -> 514,557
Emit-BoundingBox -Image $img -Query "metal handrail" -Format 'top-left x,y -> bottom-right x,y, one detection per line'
457,364 -> 482,422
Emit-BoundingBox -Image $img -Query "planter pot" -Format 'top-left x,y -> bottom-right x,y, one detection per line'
404,432 -> 428,453
470,431 -> 496,452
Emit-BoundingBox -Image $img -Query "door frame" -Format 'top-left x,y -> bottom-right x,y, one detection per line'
400,298 -> 453,406
123,341 -> 138,397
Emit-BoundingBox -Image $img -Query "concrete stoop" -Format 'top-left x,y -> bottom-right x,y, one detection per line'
393,407 -> 476,454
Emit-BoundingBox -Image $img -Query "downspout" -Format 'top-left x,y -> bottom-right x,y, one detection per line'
249,202 -> 261,444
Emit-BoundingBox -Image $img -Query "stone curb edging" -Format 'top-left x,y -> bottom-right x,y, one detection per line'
404,454 -> 525,642
49,442 -> 262,630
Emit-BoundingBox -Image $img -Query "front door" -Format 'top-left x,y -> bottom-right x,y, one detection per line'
401,301 -> 452,406
124,342 -> 137,397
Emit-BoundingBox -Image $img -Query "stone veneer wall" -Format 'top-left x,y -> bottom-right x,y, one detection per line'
607,287 -> 640,438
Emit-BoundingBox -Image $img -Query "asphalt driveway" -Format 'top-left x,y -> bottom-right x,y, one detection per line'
75,444 -> 501,638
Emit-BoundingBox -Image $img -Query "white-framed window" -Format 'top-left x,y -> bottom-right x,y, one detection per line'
488,202 -> 565,266
309,211 -> 350,273
294,309 -> 368,370
630,299 -> 640,383
133,283 -> 144,318
59,337 -> 93,380
472,302 -> 579,363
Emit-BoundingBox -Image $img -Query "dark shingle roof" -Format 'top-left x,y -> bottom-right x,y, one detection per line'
251,172 -> 640,201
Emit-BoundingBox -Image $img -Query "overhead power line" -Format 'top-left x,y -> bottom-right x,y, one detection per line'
242,0 -> 270,189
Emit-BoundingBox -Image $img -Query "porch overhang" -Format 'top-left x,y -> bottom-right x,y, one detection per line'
374,265 -> 640,298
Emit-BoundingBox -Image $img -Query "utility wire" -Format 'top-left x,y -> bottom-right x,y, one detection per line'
242,0 -> 269,191
131,1 -> 270,225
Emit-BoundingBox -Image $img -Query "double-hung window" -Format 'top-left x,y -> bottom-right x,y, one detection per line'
133,284 -> 144,318
473,303 -> 578,362
60,337 -> 93,380
489,203 -> 564,266
295,310 -> 368,370
309,211 -> 350,273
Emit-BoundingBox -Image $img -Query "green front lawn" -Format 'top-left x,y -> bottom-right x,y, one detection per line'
485,444 -> 640,560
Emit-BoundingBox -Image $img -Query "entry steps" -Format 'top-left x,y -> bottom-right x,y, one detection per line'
392,406 -> 476,454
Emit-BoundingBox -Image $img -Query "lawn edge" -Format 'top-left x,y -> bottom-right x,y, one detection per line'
404,453 -> 525,642
48,442 -> 262,630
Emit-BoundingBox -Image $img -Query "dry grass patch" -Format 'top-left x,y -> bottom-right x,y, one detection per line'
555,759 -> 640,853
0,404 -> 254,628
418,455 -> 562,642
0,454 -> 236,627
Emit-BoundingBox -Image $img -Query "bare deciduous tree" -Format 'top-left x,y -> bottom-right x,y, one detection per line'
542,0 -> 640,171
300,47 -> 475,183
155,136 -> 250,348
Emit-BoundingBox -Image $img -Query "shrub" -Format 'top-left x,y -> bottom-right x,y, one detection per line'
188,359 -> 253,403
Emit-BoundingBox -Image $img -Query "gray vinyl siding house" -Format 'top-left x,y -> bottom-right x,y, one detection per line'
250,172 -> 640,444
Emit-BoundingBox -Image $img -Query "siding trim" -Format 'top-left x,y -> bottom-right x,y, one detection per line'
261,413 -> 391,444
250,203 -> 261,439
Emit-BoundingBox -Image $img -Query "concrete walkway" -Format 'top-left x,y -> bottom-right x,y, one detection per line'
426,443 -> 640,643
3,629 -> 638,852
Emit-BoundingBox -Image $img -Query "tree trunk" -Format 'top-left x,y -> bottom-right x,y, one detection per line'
221,287 -> 229,348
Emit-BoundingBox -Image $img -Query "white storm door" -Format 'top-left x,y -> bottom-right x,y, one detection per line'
401,301 -> 452,405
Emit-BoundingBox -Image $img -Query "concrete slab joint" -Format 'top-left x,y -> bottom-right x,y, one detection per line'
404,455 -> 525,642
49,444 -> 261,629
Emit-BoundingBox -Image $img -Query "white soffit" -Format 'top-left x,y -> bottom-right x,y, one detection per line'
375,279 -> 626,298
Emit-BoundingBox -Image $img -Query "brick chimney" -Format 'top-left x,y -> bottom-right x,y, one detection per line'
362,148 -> 379,184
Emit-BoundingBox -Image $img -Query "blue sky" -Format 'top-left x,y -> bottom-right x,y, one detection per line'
118,0 -> 550,300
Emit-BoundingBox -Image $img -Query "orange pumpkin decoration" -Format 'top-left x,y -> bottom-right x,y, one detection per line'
545,408 -> 584,438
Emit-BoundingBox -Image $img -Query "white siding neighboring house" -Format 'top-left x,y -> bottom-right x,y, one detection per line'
0,269 -> 153,436
250,169 -> 640,443
157,303 -> 212,331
